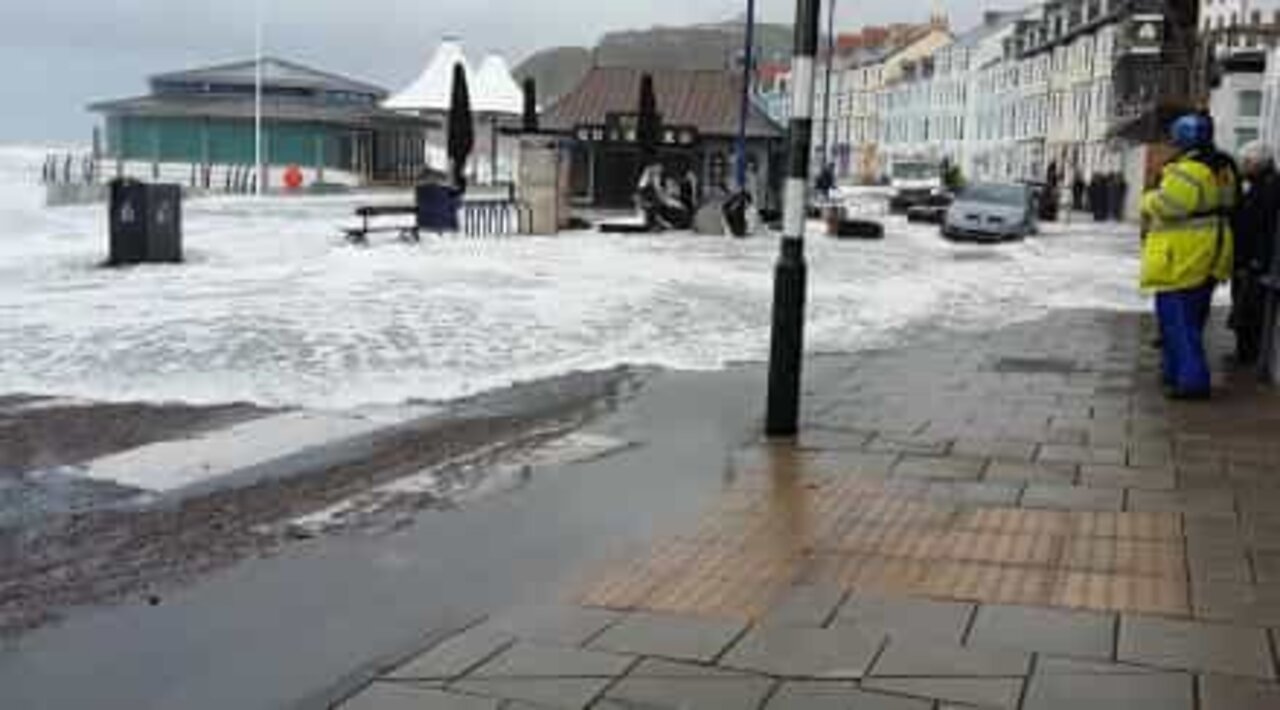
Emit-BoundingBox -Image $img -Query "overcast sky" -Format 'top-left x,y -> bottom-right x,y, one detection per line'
0,0 -> 985,142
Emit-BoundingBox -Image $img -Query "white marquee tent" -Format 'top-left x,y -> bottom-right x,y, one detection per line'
384,38 -> 473,112
385,38 -> 525,182
385,39 -> 522,116
473,54 -> 523,116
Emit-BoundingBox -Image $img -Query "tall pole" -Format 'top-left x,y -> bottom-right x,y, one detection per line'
765,0 -> 819,437
254,0 -> 264,197
820,0 -> 836,167
735,0 -> 757,191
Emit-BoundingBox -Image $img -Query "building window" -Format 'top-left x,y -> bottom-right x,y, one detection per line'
1239,90 -> 1264,117
1236,127 -> 1260,148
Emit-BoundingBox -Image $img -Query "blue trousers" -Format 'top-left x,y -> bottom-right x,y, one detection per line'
1156,284 -> 1215,396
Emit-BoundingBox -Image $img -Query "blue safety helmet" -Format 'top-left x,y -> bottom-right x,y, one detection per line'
1169,113 -> 1214,150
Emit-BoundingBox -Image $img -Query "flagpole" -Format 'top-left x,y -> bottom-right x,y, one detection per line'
255,0 -> 264,197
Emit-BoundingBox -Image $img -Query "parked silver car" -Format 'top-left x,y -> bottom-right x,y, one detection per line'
942,183 -> 1037,242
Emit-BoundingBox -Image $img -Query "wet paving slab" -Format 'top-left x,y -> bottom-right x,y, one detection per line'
9,308 -> 1280,710
341,309 -> 1280,710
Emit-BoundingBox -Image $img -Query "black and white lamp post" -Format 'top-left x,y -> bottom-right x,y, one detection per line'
819,0 -> 836,167
734,0 -> 756,192
765,0 -> 820,437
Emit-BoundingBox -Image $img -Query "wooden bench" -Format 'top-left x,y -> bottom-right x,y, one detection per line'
343,205 -> 420,245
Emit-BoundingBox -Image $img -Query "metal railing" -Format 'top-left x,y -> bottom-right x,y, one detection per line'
41,152 -> 266,195
459,199 -> 533,236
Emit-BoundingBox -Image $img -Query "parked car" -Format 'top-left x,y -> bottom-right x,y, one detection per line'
942,183 -> 1037,242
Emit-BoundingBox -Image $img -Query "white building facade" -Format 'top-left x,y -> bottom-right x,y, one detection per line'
941,15 -> 1020,177
830,24 -> 954,182
1264,48 -> 1280,152
936,0 -> 1138,186
828,2 -> 1129,187
878,57 -> 939,170
1212,54 -> 1269,151
969,11 -> 1039,182
1203,1 -> 1280,154
838,56 -> 889,181
765,0 -> 1266,196
1202,0 -> 1280,45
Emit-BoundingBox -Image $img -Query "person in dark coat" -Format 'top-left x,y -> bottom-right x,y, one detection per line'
1109,173 -> 1129,221
1231,141 -> 1280,365
815,163 -> 835,200
1072,174 -> 1086,211
1089,173 -> 1108,221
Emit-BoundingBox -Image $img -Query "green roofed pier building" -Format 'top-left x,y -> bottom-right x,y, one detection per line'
89,57 -> 435,186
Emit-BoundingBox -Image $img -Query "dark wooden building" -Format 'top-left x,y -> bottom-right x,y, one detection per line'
540,67 -> 785,210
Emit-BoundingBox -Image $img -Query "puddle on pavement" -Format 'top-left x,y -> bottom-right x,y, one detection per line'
282,431 -> 635,538
580,447 -> 1190,620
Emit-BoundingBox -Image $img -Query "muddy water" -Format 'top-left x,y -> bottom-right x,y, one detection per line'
0,368 -> 632,635
0,359 -> 826,710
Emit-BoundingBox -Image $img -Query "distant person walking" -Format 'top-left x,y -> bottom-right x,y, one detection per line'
1230,141 -> 1280,367
815,163 -> 835,201
1090,173 -> 1108,222
1140,113 -> 1239,399
1110,173 -> 1129,222
1072,174 -> 1086,211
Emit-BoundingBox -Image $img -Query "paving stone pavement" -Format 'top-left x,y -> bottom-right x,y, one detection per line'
1022,670 -> 1195,710
765,682 -> 932,709
600,659 -> 773,709
833,595 -> 975,644
342,310 -> 1280,709
966,604 -> 1115,659
1117,615 -> 1276,679
719,623 -> 884,678
586,611 -> 747,663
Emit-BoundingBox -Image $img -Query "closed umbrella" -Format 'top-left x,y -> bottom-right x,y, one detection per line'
522,78 -> 538,133
636,73 -> 659,167
448,64 -> 474,191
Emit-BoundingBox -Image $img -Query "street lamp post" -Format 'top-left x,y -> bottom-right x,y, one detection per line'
819,0 -> 836,167
765,0 -> 820,437
734,0 -> 756,192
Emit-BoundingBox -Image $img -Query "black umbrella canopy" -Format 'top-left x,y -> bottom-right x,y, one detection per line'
448,64 -> 475,189
522,78 -> 538,133
636,73 -> 660,165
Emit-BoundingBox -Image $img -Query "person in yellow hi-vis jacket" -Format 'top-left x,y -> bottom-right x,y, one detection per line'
1141,113 -> 1240,399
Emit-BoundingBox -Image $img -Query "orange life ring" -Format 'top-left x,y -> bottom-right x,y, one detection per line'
283,165 -> 304,190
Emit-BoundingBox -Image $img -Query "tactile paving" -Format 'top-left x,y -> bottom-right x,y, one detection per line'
578,477 -> 1190,619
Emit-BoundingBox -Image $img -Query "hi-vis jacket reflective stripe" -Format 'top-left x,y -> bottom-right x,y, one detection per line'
1141,153 -> 1237,292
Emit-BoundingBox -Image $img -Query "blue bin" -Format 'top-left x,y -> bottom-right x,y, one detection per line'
416,184 -> 460,232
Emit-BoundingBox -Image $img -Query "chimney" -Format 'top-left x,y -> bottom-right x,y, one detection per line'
930,0 -> 949,30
